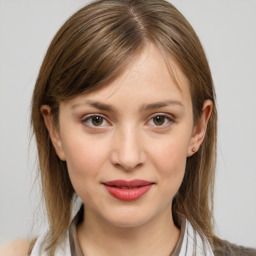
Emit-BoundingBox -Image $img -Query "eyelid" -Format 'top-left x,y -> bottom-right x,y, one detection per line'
80,112 -> 176,128
81,114 -> 111,128
147,113 -> 176,127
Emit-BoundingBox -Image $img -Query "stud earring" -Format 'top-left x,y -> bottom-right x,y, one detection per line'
192,148 -> 196,152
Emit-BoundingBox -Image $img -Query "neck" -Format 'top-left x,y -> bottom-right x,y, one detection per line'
77,205 -> 180,256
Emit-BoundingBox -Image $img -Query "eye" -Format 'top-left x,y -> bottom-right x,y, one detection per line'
148,115 -> 173,127
82,115 -> 109,127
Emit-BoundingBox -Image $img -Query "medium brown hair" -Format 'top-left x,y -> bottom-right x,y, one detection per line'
31,0 -> 217,254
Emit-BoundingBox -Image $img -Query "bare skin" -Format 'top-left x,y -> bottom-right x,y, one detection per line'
0,239 -> 30,256
77,203 -> 179,256
5,45 -> 211,256
41,44 -> 212,256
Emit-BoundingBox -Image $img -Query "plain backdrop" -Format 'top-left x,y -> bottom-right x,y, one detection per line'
0,0 -> 255,248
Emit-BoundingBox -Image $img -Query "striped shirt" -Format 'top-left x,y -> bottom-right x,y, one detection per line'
32,203 -> 256,255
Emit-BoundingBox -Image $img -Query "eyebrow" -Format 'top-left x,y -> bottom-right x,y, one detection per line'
71,99 -> 184,112
141,100 -> 184,111
71,100 -> 117,112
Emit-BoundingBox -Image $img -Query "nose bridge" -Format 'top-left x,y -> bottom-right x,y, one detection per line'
110,123 -> 145,171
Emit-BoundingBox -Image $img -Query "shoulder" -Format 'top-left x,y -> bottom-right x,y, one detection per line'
213,238 -> 256,256
0,239 -> 33,256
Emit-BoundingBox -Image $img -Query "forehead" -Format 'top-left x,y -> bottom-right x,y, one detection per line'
62,44 -> 192,110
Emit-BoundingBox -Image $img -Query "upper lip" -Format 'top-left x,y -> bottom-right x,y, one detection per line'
102,179 -> 154,187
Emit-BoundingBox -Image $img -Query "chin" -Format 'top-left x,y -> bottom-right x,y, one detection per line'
102,207 -> 155,228
107,217 -> 150,229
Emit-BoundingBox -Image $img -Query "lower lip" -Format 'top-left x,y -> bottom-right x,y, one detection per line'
104,184 -> 153,201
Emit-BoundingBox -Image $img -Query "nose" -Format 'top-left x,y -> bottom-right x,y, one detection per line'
110,126 -> 146,171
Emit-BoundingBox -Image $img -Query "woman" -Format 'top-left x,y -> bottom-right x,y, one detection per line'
4,0 -> 256,255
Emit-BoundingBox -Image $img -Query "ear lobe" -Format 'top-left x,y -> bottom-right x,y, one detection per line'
40,105 -> 66,161
187,100 -> 213,157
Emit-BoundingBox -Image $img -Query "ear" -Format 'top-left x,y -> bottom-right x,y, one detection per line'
40,105 -> 66,161
187,100 -> 213,157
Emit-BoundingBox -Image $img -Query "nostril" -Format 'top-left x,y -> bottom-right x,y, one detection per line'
114,162 -> 143,171
109,136 -> 146,171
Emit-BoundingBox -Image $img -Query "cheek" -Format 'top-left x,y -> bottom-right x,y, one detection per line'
61,134 -> 108,189
148,133 -> 190,191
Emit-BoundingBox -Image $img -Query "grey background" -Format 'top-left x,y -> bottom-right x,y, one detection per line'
0,0 -> 255,247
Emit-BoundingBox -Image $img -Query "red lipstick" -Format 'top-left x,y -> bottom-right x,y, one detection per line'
103,179 -> 154,201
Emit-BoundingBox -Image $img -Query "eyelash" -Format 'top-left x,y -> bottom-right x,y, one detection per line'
148,115 -> 174,127
81,114 -> 175,128
81,114 -> 109,128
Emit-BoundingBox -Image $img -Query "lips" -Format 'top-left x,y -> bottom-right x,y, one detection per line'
102,179 -> 154,201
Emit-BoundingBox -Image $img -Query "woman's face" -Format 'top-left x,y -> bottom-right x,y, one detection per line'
44,44 -> 209,228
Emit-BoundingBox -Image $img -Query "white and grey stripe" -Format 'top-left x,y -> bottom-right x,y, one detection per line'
31,205 -> 214,256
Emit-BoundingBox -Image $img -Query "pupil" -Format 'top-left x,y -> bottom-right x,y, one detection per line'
92,116 -> 103,126
154,116 -> 164,125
